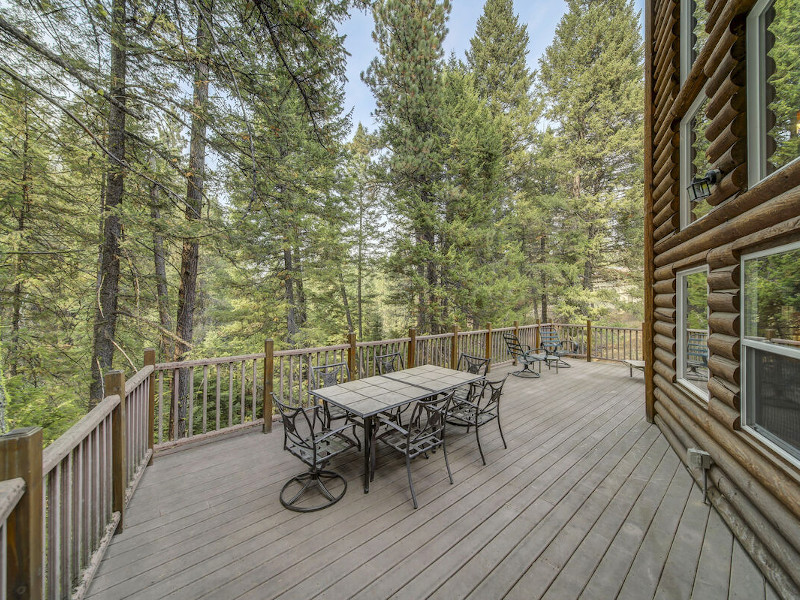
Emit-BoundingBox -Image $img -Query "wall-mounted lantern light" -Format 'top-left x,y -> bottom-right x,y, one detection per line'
687,169 -> 722,202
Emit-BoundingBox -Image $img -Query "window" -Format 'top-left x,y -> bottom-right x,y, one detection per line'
677,266 -> 709,398
680,0 -> 709,83
747,0 -> 800,185
742,241 -> 800,463
680,94 -> 712,228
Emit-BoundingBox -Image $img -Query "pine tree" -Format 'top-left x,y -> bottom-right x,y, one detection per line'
363,0 -> 451,333
538,0 -> 644,320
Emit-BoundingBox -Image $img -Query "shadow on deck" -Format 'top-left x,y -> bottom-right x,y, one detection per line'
86,360 -> 776,600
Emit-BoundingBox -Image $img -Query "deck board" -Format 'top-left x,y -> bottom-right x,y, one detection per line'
86,360 -> 774,599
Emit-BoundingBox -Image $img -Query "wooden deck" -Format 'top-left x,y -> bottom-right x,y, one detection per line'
86,361 -> 777,600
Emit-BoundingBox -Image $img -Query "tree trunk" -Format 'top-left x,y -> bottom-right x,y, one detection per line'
340,270 -> 354,333
293,244 -> 307,328
357,214 -> 363,339
540,236 -> 548,323
9,85 -> 31,377
89,0 -> 126,408
284,247 -> 299,343
173,0 -> 211,439
149,163 -> 171,359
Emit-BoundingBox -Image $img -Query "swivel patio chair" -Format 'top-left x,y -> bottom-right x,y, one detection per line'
502,332 -> 546,378
311,362 -> 361,451
373,391 -> 455,508
446,375 -> 508,465
539,325 -> 575,373
274,393 -> 359,512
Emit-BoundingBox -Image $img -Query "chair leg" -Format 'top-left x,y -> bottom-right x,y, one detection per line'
476,423 -> 486,465
498,417 -> 507,449
406,453 -> 418,509
442,439 -> 454,484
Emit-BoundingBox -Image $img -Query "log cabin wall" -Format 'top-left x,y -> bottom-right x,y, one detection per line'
645,0 -> 800,597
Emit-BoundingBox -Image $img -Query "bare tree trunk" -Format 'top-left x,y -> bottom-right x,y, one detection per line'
89,0 -> 126,408
9,85 -> 31,377
340,270 -> 353,333
293,244 -> 307,328
540,237 -> 548,322
149,160 -> 171,359
357,208 -> 363,340
284,246 -> 299,343
173,0 -> 210,438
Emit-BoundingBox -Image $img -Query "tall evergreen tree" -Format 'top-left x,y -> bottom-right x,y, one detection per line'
538,0 -> 644,319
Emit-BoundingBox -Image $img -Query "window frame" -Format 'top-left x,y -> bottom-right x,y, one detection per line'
679,93 -> 709,229
676,264 -> 710,401
746,0 -> 800,186
740,240 -> 800,466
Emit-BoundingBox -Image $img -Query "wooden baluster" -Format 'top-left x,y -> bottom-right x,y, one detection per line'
202,366 -> 208,434
263,339 -> 274,433
0,427 -> 43,599
144,349 -> 155,465
348,332 -> 357,379
157,370 -> 164,444
189,367 -> 195,437
215,365 -> 221,431
240,362 -> 246,424
228,363 -> 234,428
252,359 -> 257,421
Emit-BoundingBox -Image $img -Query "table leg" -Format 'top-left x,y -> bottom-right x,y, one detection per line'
363,417 -> 372,493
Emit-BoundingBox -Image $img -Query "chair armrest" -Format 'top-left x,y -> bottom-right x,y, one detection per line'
376,415 -> 409,435
317,420 -> 358,442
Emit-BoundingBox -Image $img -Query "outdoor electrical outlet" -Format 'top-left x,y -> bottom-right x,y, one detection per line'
688,448 -> 712,469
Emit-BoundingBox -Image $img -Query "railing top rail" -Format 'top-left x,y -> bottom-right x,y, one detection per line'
155,353 -> 265,370
125,365 -> 153,394
42,393 -> 120,476
275,344 -> 350,357
416,333 -> 452,341
357,337 -> 411,347
463,329 -> 489,335
493,326 -> 516,333
0,477 -> 25,524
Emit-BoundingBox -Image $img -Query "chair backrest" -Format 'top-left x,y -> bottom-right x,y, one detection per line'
457,353 -> 490,377
272,392 -> 319,463
375,351 -> 404,375
407,391 -> 453,448
477,375 -> 508,415
503,332 -> 526,359
539,326 -> 561,352
311,362 -> 350,389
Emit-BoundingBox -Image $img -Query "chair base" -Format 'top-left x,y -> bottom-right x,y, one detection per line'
280,469 -> 347,512
511,367 -> 541,378
547,358 -> 571,369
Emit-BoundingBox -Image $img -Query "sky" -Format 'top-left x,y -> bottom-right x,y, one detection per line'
337,0 -> 646,136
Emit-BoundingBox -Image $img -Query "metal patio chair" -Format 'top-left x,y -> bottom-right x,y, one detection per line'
447,353 -> 490,421
373,391 -> 455,508
445,375 -> 508,465
274,393 -> 359,512
502,332 -> 546,378
375,351 -> 411,425
539,325 -> 575,373
311,362 -> 361,451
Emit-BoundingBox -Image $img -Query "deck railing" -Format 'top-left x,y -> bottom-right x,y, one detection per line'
0,318 -> 644,599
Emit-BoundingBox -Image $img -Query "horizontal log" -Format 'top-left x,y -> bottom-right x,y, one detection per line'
706,98 -> 743,146
707,332 -> 740,361
708,375 -> 740,409
654,358 -> 676,382
654,293 -> 676,308
654,176 -> 800,264
709,311 -> 740,337
707,117 -> 745,165
653,132 -> 677,175
653,204 -> 678,228
714,138 -> 747,174
704,0 -> 727,36
708,291 -> 739,313
709,354 -> 740,385
654,121 -> 679,160
703,15 -> 747,81
653,154 -> 679,191
707,76 -> 745,122
654,70 -> 678,113
654,264 -> 675,281
707,246 -> 740,269
706,163 -> 748,207
653,278 -> 676,294
654,346 -> 676,369
654,333 -> 676,353
652,179 -> 678,214
654,217 -> 677,241
708,265 -> 740,290
654,319 -> 676,337
705,47 -> 746,101
708,395 -> 741,430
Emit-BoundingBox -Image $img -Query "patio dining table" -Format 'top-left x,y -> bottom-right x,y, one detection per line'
310,364 -> 484,493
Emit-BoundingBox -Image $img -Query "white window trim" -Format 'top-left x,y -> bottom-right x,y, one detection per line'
741,239 -> 800,467
676,265 -> 710,401
680,0 -> 693,84
679,93 -> 707,230
747,0 -> 800,187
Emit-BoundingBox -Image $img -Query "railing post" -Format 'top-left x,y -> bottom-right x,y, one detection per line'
587,319 -> 593,362
535,319 -> 541,350
450,324 -> 459,370
0,427 -> 43,600
512,321 -> 519,365
408,328 -> 416,368
485,322 -> 492,373
144,348 -> 155,466
263,339 -> 274,433
347,332 -> 357,379
106,370 -> 127,533
641,321 -> 645,361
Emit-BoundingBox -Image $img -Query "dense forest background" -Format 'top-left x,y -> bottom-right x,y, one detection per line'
0,0 -> 644,440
